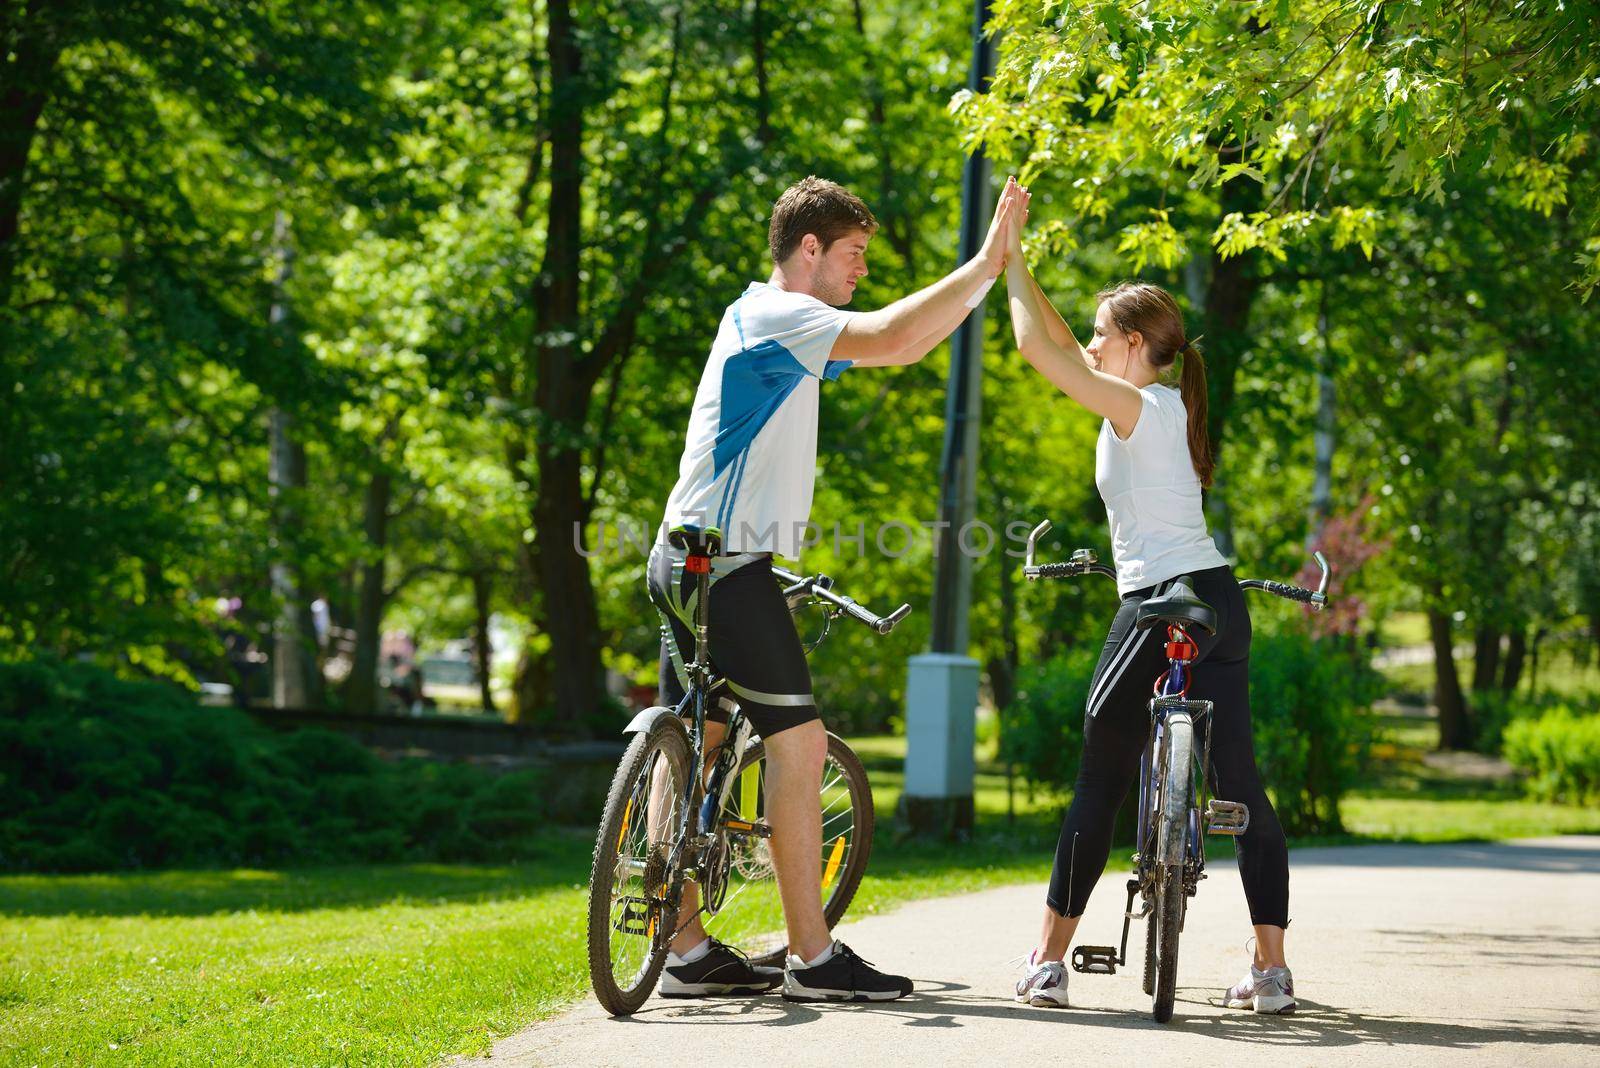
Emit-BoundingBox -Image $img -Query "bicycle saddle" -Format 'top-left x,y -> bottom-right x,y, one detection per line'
668,523 -> 723,556
1134,576 -> 1217,635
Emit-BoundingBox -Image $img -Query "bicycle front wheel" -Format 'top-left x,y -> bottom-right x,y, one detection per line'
586,716 -> 692,1016
1152,714 -> 1194,1023
701,731 -> 874,968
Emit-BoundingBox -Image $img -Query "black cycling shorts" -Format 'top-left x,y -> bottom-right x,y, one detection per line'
646,545 -> 820,739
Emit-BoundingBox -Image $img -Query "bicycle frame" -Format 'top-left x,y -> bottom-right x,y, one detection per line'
655,544 -> 908,939
1078,624 -> 1215,974
1022,518 -> 1328,990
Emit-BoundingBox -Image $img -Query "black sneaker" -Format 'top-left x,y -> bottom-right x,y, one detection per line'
782,941 -> 914,1002
659,939 -> 783,997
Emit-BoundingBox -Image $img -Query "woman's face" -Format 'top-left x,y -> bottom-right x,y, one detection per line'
1086,301 -> 1140,380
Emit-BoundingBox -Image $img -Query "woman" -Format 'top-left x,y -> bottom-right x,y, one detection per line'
999,180 -> 1295,1015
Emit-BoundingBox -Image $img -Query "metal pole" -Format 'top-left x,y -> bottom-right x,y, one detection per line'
902,0 -> 994,838
929,0 -> 994,653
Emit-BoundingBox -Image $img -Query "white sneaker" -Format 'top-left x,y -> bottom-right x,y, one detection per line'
1014,949 -> 1069,1008
1224,965 -> 1296,1014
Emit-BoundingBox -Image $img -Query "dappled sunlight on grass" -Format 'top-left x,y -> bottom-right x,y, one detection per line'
0,832 -> 595,918
7,722 -> 1595,1065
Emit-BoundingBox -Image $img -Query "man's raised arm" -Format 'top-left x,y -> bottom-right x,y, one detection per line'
831,178 -> 1019,368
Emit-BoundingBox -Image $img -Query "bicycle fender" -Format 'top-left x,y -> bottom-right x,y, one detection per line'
1158,712 -> 1194,868
621,704 -> 679,736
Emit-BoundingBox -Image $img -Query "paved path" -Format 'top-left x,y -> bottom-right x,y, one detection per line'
469,838 -> 1600,1067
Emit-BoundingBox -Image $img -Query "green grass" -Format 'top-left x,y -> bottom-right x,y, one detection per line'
7,720 -> 1598,1067
0,842 -> 600,1068
0,754 -> 1060,1068
1377,610 -> 1432,648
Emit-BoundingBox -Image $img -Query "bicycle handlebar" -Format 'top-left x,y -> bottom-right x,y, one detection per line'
1021,519 -> 1331,609
771,565 -> 912,635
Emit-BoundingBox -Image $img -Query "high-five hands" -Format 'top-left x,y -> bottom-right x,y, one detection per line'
1007,182 -> 1031,259
979,175 -> 1024,277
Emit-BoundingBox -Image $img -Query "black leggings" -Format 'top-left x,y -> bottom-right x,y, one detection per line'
1046,566 -> 1290,928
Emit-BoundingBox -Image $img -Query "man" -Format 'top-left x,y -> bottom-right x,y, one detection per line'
648,174 -> 1018,1002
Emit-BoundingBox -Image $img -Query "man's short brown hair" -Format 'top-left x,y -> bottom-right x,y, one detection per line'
768,176 -> 878,264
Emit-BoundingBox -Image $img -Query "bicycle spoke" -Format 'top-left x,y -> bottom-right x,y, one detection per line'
603,746 -> 682,989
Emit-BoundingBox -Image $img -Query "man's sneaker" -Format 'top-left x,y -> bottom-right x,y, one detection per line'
1014,948 -> 1069,1008
659,939 -> 782,997
1224,965 -> 1296,1014
782,941 -> 913,1002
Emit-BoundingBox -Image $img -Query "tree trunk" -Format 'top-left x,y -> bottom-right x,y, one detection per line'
346,469 -> 392,715
515,0 -> 608,732
508,0 -> 724,729
1528,626 -> 1546,698
1197,169 -> 1263,558
1471,625 -> 1501,694
529,434 -> 607,728
852,0 -> 916,269
269,408 -> 319,708
1201,169 -> 1265,466
1429,609 -> 1471,750
0,12 -> 61,305
1500,628 -> 1527,695
1308,282 -> 1335,547
266,211 -> 320,709
472,567 -> 496,713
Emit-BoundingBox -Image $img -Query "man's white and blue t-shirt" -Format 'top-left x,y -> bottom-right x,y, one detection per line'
659,282 -> 855,559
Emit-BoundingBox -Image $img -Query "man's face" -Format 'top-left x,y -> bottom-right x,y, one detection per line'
811,230 -> 871,306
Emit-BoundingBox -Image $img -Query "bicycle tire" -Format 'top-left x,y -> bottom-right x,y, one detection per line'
702,731 -> 875,968
1152,715 -> 1193,1023
587,716 -> 692,1016
1143,907 -> 1157,996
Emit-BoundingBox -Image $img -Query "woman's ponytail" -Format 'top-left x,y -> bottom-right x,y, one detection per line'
1179,341 -> 1214,488
1096,282 -> 1216,488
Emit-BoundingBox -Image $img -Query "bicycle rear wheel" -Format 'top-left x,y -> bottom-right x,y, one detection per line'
587,716 -> 692,1016
701,731 -> 874,967
1151,715 -> 1193,1023
1142,905 -> 1157,996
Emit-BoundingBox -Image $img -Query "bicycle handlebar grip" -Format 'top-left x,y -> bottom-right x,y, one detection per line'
1034,562 -> 1079,580
841,598 -> 880,629
1262,580 -> 1315,603
874,603 -> 912,634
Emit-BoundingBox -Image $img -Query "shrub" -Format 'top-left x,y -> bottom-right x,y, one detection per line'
0,659 -> 605,873
1503,707 -> 1600,805
1469,690 -> 1584,755
1001,644 -> 1098,801
1002,623 -> 1378,837
1248,629 -> 1380,836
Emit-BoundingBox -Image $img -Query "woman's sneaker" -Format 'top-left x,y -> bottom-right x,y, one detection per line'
659,938 -> 782,997
1014,949 -> 1069,1007
1224,965 -> 1296,1014
782,941 -> 914,1002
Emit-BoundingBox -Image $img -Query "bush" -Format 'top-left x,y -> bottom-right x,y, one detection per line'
1469,690 -> 1583,755
0,659 -> 606,873
1503,707 -> 1600,805
1002,623 -> 1378,837
1248,629 -> 1380,836
1001,644 -> 1098,800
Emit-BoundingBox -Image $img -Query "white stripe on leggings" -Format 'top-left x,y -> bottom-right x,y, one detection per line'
1085,580 -> 1171,718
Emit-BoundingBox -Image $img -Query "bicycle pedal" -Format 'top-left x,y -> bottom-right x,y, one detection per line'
1206,799 -> 1250,836
720,818 -> 772,838
1070,946 -> 1118,975
613,896 -> 651,935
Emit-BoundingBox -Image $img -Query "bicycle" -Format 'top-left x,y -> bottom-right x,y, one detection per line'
1022,519 -> 1329,1023
586,523 -> 912,1016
